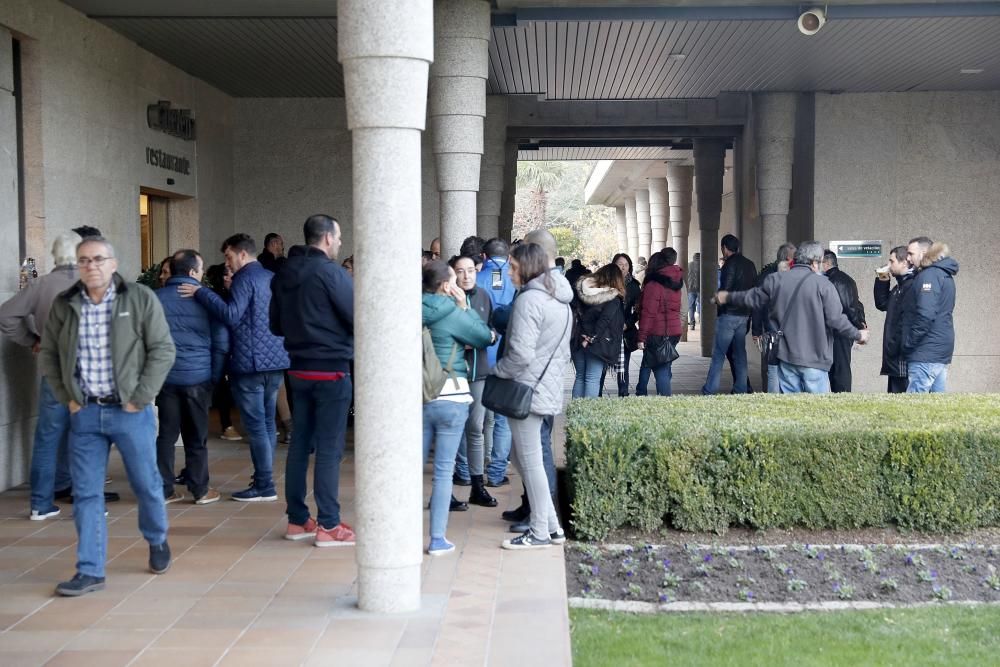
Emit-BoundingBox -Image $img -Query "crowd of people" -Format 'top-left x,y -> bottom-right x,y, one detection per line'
0,217 -> 958,595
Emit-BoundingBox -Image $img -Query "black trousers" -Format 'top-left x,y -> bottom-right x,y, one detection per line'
887,376 -> 909,393
212,376 -> 235,430
156,382 -> 212,498
829,337 -> 853,393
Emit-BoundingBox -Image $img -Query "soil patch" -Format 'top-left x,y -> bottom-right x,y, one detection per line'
566,543 -> 1000,605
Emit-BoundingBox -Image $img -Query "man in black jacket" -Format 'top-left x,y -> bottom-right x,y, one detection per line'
899,238 -> 958,393
874,246 -> 913,393
822,251 -> 866,392
702,234 -> 757,394
270,215 -> 356,547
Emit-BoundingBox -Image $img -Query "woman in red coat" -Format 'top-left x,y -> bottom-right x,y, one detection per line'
636,248 -> 684,396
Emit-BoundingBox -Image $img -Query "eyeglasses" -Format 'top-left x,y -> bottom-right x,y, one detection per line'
77,256 -> 113,267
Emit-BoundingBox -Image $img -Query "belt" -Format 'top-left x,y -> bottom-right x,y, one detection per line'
85,394 -> 120,405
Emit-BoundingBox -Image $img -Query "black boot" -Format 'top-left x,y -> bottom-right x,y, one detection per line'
449,494 -> 468,512
469,475 -> 498,507
501,492 -> 530,522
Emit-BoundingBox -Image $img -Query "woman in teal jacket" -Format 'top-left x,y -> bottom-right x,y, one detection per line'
422,260 -> 493,555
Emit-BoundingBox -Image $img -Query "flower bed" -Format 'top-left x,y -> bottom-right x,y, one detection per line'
565,394 -> 1000,540
566,543 -> 1000,605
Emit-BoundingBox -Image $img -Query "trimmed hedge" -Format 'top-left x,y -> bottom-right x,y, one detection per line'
565,395 -> 1000,540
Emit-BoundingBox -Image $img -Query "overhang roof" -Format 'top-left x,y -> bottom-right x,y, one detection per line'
61,1 -> 1000,98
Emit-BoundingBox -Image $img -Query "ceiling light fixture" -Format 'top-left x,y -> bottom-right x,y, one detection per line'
960,68 -> 984,74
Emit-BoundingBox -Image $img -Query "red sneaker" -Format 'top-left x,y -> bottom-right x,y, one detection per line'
315,522 -> 355,548
284,517 -> 318,541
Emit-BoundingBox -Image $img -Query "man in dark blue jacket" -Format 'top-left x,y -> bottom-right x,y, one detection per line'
155,250 -> 228,505
179,234 -> 290,501
270,215 -> 356,547
900,238 -> 958,393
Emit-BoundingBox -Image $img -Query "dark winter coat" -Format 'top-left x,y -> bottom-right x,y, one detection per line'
622,275 -> 641,351
573,277 -> 625,365
465,287 -> 494,380
195,261 -> 289,375
728,265 -> 862,372
638,265 -> 684,341
269,245 -> 354,373
718,253 -> 757,317
825,266 -> 866,330
900,246 -> 958,364
874,271 -> 914,377
422,293 -> 493,379
157,276 -> 229,386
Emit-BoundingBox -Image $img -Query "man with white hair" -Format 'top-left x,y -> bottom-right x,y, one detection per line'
1,231 -> 83,520
41,236 -> 176,596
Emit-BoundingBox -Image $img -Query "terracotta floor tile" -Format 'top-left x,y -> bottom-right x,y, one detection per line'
150,627 -> 243,649
43,649 -> 137,667
0,651 -> 55,667
218,646 -> 313,667
65,628 -> 160,651
233,627 -> 323,648
131,647 -> 228,667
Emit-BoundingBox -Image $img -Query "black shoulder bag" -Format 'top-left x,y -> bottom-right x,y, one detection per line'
482,304 -> 571,420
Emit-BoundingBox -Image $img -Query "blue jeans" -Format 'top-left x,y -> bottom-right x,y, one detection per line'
689,293 -> 700,324
636,335 -> 681,396
767,364 -> 781,394
486,413 -> 511,484
231,371 -> 284,492
702,314 -> 749,394
572,348 -> 606,398
907,362 -> 948,393
778,362 -> 831,394
70,403 -> 167,578
286,376 -> 352,529
423,400 -> 470,540
30,378 -> 72,511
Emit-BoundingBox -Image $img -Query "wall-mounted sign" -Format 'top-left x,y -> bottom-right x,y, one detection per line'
147,100 -> 196,140
145,147 -> 191,175
830,240 -> 882,258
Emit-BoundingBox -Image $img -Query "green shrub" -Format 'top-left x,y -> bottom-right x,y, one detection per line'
565,394 -> 1000,540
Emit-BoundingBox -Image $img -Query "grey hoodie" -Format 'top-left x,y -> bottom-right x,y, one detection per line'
493,270 -> 573,416
0,265 -> 78,347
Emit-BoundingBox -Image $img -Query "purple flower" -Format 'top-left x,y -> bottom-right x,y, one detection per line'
728,548 -> 737,557
626,571 -> 634,578
832,582 -> 841,592
659,593 -> 669,603
817,552 -> 826,562
905,553 -> 916,565
662,559 -> 672,569
703,554 -> 714,563
746,591 -> 754,600
591,565 -> 600,576
784,567 -> 794,576
930,569 -> 938,580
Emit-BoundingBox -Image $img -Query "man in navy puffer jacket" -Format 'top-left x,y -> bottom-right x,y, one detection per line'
156,250 -> 228,505
180,234 -> 290,502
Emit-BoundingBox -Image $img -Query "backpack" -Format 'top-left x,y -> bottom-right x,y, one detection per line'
422,327 -> 459,403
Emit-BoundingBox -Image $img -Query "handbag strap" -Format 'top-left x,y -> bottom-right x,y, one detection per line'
773,272 -> 814,332
532,304 -> 572,391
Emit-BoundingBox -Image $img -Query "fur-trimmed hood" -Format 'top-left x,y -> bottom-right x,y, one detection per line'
576,276 -> 621,306
919,242 -> 959,276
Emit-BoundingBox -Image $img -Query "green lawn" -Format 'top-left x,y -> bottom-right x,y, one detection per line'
571,606 -> 1000,666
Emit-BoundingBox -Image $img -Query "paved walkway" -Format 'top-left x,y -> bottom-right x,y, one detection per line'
0,327 -> 750,667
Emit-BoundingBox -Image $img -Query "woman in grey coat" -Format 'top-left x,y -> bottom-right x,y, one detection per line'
493,243 -> 572,549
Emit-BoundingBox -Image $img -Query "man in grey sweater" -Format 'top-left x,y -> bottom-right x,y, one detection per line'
716,241 -> 869,394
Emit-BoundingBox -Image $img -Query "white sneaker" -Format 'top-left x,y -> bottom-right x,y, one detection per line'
29,506 -> 61,521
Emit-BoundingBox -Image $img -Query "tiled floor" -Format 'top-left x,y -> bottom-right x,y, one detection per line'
0,330 -> 746,667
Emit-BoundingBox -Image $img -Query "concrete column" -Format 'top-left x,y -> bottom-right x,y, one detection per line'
429,0 -> 490,257
647,177 -> 668,257
613,206 -> 627,253
498,141 -> 517,242
338,0 -> 432,614
666,165 -> 694,275
635,189 -> 651,262
694,138 -> 727,358
754,93 -> 797,260
624,195 -> 638,261
477,95 -> 508,240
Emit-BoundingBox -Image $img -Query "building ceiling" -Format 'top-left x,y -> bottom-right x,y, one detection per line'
61,1 -> 1000,98
518,146 -> 688,161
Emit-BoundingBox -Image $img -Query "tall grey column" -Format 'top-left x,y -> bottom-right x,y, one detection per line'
429,0 -> 490,257
478,95 -> 508,240
754,93 -> 797,259
498,141 -> 517,241
338,0 -> 432,613
694,139 -> 727,358
667,165 -> 694,274
635,189 -> 651,261
613,206 -> 627,253
647,177 -> 668,256
624,195 -> 638,261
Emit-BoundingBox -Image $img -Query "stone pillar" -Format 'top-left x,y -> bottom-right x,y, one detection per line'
647,177 -> 668,257
478,95 -> 508,240
754,93 -> 797,260
338,0 -> 432,613
635,189 -> 651,262
429,0 -> 490,257
624,195 -> 638,262
666,165 -> 694,275
613,206 -> 627,253
694,139 -> 727,358
498,141 -> 517,242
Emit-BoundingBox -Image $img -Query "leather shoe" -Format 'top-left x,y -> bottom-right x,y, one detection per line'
449,495 -> 468,512
509,521 -> 530,533
502,505 -> 530,523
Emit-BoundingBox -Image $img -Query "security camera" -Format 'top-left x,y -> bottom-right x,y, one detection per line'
797,7 -> 827,35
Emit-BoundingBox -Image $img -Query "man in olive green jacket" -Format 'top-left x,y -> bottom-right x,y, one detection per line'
40,236 -> 176,597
